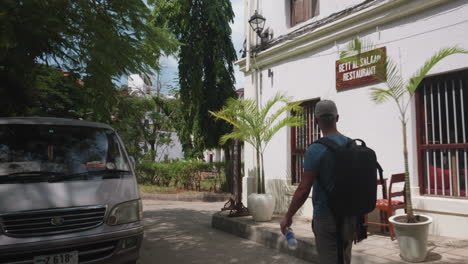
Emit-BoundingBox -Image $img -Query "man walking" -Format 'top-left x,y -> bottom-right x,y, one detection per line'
280,100 -> 356,264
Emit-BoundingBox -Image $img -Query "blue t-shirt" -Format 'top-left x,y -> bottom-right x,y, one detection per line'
303,134 -> 349,217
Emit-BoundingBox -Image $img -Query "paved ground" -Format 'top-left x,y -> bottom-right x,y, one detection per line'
140,200 -> 309,264
213,211 -> 468,264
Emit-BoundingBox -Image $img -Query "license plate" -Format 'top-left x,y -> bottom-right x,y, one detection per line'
33,251 -> 78,264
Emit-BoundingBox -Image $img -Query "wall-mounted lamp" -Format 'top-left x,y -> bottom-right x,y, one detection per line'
268,69 -> 273,78
248,10 -> 272,45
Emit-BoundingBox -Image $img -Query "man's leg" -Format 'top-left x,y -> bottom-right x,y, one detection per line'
312,216 -> 339,264
312,216 -> 355,264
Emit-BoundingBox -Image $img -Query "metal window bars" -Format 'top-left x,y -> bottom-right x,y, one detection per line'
291,100 -> 321,184
418,72 -> 468,198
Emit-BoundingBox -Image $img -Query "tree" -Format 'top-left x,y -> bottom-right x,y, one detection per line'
26,64 -> 92,118
210,93 -> 304,194
151,0 -> 238,158
113,89 -> 179,162
340,39 -> 468,222
0,0 -> 177,118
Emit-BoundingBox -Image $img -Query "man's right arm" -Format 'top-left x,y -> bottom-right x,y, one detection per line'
280,170 -> 316,234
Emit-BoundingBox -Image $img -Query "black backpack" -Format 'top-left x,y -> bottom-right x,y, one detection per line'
315,137 -> 383,264
315,137 -> 383,217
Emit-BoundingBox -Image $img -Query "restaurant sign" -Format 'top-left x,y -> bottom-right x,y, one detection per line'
335,47 -> 386,91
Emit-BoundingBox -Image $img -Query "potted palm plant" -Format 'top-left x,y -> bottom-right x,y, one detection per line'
341,39 -> 468,262
210,92 -> 304,221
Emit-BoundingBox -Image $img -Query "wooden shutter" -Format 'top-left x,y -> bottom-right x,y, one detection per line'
312,0 -> 320,17
291,0 -> 319,27
292,0 -> 305,26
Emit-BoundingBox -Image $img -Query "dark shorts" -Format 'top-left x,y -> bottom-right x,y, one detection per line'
312,215 -> 356,264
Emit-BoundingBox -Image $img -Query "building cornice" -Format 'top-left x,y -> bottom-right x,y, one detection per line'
236,0 -> 451,73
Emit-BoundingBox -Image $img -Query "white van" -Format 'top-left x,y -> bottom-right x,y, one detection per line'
0,117 -> 143,264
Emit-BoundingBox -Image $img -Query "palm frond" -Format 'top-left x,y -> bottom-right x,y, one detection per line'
258,93 -> 289,123
408,46 -> 468,95
210,97 -> 259,131
209,110 -> 241,128
264,100 -> 303,132
220,129 -> 254,147
262,115 -> 305,149
381,58 -> 403,88
340,38 -> 378,66
238,99 -> 261,130
370,87 -> 393,104
356,37 -> 378,54
214,92 -> 308,193
340,38 -> 361,62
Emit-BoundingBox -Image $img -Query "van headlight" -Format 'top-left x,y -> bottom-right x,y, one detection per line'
107,199 -> 143,225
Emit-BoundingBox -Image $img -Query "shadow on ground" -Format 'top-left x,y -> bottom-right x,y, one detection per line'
140,206 -> 309,264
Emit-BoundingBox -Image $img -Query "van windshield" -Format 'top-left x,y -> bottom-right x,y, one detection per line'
0,124 -> 130,183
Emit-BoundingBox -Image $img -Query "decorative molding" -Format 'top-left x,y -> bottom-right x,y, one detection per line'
237,0 -> 451,73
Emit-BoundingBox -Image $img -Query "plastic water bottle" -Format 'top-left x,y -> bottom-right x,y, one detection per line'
285,227 -> 298,250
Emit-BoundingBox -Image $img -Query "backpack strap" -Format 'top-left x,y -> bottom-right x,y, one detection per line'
313,136 -> 350,194
336,215 -> 345,264
315,137 -> 346,264
376,161 -> 386,199
315,137 -> 341,151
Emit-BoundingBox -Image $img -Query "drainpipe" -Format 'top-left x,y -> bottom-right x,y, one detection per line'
244,0 -> 259,205
246,0 -> 251,72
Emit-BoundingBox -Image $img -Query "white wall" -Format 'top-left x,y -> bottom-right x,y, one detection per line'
128,74 -> 152,95
242,0 -> 468,238
128,74 -> 145,93
259,0 -> 370,39
203,149 -> 225,163
154,132 -> 184,161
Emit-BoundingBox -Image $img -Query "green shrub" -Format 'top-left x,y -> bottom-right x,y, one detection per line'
135,160 -> 229,192
135,161 -> 155,184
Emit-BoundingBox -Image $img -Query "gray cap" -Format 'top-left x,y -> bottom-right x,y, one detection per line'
315,100 -> 338,118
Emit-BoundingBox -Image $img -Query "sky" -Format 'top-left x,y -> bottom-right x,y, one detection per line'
121,0 -> 245,93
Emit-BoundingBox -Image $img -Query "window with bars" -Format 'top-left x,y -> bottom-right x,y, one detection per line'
415,69 -> 468,198
291,99 -> 321,184
291,0 -> 320,27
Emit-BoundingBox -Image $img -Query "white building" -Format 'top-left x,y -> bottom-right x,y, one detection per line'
202,89 -> 245,163
238,0 -> 468,239
154,131 -> 184,161
126,74 -> 184,161
127,74 -> 153,96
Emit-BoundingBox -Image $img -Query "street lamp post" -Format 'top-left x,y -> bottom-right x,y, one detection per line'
221,10 -> 273,217
248,10 -> 270,46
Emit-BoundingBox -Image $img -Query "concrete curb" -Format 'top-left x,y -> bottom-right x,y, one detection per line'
140,192 -> 231,202
211,212 -> 319,263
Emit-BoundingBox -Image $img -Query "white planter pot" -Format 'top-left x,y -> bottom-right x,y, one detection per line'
247,193 -> 275,222
389,214 -> 433,263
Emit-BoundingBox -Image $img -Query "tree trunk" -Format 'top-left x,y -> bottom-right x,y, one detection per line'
149,140 -> 156,161
261,152 -> 265,194
403,121 -> 416,222
223,144 -> 234,194
256,148 -> 262,194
